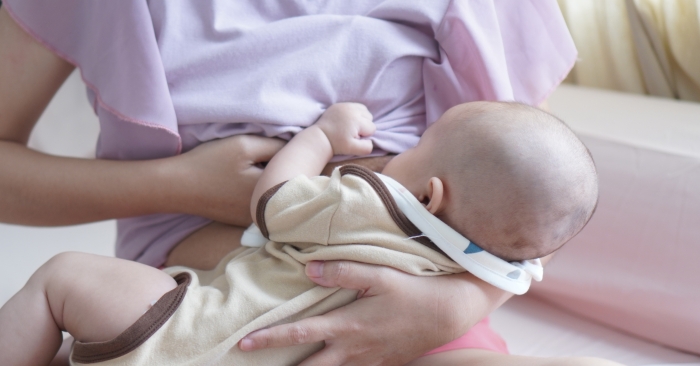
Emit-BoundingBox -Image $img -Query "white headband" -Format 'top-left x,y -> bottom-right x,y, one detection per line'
376,173 -> 543,295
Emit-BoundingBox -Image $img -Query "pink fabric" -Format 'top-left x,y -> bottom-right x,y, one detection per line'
4,0 -> 576,267
425,317 -> 509,356
531,135 -> 700,355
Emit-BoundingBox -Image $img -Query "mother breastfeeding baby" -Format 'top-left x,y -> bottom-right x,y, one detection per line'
0,1 -> 621,365
3,100 -> 607,366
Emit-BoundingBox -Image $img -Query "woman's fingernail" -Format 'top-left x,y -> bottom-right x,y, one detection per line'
306,261 -> 324,278
239,337 -> 254,351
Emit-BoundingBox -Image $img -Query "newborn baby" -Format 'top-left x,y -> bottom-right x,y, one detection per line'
248,101 -> 597,279
0,101 -> 598,365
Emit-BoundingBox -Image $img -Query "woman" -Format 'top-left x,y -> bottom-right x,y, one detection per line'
0,1 -> 610,365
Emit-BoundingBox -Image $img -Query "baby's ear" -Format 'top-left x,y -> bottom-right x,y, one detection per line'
425,177 -> 445,215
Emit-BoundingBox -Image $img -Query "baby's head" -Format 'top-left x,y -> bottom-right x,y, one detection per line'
382,101 -> 598,261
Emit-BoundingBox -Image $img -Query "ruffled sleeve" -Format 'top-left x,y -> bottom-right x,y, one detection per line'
3,0 -> 181,159
423,0 -> 577,124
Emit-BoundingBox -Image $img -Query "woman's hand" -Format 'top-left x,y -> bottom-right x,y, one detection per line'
239,261 -> 511,366
169,135 -> 285,226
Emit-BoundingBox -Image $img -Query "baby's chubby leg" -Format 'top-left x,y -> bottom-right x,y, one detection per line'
407,349 -> 624,366
0,252 -> 176,365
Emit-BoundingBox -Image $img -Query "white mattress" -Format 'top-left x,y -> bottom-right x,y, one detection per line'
1,73 -> 699,365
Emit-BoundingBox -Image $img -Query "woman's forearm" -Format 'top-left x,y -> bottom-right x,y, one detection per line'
1,7 -> 171,226
0,141 -> 174,226
0,134 -> 286,227
447,271 -> 513,332
448,253 -> 554,332
451,253 -> 554,329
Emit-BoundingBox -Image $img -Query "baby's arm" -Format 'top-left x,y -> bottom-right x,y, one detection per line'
250,103 -> 375,225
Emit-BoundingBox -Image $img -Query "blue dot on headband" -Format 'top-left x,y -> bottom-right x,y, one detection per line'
463,242 -> 484,254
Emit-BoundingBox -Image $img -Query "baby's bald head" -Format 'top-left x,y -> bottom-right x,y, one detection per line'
424,102 -> 598,261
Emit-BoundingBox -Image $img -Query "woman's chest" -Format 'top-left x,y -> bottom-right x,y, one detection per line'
148,0 -> 446,128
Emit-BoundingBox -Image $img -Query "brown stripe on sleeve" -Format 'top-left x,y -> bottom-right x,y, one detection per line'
339,165 -> 440,251
71,272 -> 192,364
256,181 -> 288,239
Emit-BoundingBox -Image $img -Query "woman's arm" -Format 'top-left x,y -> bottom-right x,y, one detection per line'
239,262 -> 510,365
0,8 -> 284,226
240,255 -> 554,365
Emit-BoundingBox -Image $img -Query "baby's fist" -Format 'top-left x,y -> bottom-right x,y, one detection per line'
316,103 -> 376,156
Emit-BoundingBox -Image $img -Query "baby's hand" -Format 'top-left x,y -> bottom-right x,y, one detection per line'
315,103 -> 376,156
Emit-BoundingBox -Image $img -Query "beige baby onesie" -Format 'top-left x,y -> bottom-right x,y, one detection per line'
70,165 -> 463,366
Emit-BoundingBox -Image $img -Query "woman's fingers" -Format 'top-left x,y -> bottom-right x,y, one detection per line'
305,261 -> 390,295
297,346 -> 346,366
241,262 -> 464,365
239,135 -> 286,165
171,134 -> 286,225
239,315 -> 339,351
239,261 -> 393,352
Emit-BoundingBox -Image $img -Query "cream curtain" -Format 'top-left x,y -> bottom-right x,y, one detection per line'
558,0 -> 700,102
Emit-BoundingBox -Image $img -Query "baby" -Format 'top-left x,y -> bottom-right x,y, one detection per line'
0,101 -> 598,365
252,101 -> 598,262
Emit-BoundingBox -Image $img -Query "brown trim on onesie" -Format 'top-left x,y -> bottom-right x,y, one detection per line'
339,165 -> 441,251
256,180 -> 288,239
71,272 -> 192,364
253,165 -> 442,252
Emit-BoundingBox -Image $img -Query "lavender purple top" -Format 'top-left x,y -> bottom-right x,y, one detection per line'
5,0 -> 576,267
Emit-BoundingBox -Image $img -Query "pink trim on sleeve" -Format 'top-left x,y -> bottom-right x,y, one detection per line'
3,0 -> 183,156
